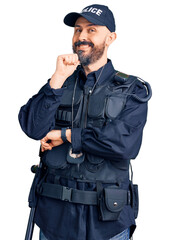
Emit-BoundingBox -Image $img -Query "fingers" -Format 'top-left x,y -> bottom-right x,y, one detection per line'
40,131 -> 56,152
41,144 -> 52,152
41,140 -> 62,152
40,139 -> 52,152
60,54 -> 80,66
40,129 -> 64,152
41,145 -> 45,152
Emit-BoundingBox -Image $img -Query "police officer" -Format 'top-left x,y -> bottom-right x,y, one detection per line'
19,4 -> 151,240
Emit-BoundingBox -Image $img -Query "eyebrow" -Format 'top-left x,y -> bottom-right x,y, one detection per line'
74,23 -> 98,28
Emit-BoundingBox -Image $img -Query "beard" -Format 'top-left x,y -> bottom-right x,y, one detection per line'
72,40 -> 106,66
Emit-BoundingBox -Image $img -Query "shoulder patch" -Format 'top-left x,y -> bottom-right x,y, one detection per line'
116,71 -> 129,79
115,71 -> 130,84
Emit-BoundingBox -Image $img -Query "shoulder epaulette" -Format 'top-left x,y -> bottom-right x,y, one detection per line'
114,71 -> 152,102
115,71 -> 130,83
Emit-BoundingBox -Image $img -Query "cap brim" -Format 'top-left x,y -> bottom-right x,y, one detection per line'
64,12 -> 105,27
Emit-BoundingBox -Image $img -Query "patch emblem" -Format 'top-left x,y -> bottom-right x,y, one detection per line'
116,72 -> 129,80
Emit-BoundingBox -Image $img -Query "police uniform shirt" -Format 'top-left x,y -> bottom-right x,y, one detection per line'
19,59 -> 148,240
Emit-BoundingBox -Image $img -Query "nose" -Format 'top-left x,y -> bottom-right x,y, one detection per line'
78,29 -> 88,41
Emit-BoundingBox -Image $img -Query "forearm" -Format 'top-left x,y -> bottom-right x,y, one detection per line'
71,93 -> 148,160
50,73 -> 67,89
83,121 -> 146,160
18,81 -> 64,140
71,119 -> 146,161
19,54 -> 80,140
40,129 -> 72,152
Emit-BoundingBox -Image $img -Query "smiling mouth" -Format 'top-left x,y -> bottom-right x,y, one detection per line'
74,41 -> 94,48
77,45 -> 90,50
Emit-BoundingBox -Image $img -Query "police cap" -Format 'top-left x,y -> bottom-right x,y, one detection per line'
64,4 -> 116,32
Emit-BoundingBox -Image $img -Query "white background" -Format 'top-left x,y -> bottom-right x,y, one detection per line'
0,0 -> 170,239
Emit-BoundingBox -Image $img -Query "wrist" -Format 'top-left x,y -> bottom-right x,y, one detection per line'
66,129 -> 71,143
50,73 -> 66,89
61,128 -> 68,143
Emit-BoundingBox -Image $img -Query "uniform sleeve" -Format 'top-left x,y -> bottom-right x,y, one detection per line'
18,80 -> 64,140
71,82 -> 148,161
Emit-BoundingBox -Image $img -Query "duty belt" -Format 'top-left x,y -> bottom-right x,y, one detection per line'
37,182 -> 131,206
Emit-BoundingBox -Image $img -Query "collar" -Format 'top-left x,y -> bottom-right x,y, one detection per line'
77,59 -> 116,85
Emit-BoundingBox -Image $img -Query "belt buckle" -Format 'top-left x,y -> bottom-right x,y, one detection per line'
62,186 -> 72,202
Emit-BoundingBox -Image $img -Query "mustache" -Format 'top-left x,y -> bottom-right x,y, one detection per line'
74,40 -> 94,48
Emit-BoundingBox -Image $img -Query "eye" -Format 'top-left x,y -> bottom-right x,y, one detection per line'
75,28 -> 82,33
89,28 -> 96,33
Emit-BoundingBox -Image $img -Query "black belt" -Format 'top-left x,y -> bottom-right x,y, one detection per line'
38,182 -> 131,206
38,182 -> 98,205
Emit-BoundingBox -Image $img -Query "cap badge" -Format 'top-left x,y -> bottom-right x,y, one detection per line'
82,7 -> 103,16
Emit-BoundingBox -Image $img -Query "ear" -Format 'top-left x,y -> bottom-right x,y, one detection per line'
106,32 -> 117,47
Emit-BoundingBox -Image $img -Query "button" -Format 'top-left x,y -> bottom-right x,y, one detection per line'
113,202 -> 118,207
45,103 -> 50,109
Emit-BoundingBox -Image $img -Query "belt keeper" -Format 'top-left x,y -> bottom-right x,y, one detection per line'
62,186 -> 72,202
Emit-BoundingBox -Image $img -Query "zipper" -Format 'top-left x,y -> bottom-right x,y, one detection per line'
84,89 -> 92,128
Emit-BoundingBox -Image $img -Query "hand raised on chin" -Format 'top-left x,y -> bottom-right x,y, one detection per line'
50,54 -> 80,89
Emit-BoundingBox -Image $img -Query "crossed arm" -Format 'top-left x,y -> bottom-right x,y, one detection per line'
19,81 -> 148,160
40,129 -> 71,152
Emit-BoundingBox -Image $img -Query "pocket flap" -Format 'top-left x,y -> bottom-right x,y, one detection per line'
106,95 -> 126,119
104,188 -> 127,212
44,142 -> 71,169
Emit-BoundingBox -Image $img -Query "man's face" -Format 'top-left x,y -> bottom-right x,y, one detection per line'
72,17 -> 110,66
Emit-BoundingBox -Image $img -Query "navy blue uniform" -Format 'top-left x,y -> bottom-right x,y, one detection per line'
19,60 -> 149,240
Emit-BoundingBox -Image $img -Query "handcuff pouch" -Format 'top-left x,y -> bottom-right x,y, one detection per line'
99,187 -> 127,221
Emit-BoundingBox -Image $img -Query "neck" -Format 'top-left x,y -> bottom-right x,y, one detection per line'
83,55 -> 108,76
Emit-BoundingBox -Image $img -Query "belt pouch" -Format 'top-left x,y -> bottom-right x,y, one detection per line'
99,188 -> 127,221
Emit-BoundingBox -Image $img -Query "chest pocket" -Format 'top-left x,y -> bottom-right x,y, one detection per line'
105,94 -> 126,120
55,85 -> 83,128
87,87 -> 127,127
87,86 -> 106,128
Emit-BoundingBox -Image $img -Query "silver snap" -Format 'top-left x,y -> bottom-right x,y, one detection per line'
113,202 -> 118,207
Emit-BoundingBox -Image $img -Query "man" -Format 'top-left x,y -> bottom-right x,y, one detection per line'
19,4 -> 151,240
